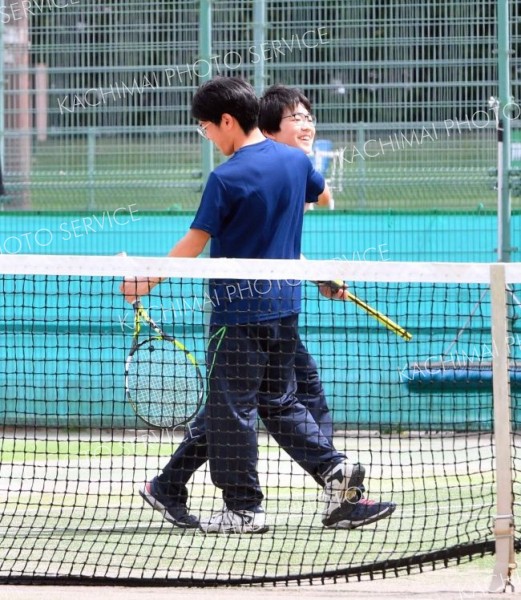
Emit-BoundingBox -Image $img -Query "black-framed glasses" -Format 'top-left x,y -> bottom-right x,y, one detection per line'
197,123 -> 210,139
281,112 -> 317,126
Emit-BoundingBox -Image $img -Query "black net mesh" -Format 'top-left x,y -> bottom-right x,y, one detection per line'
0,261 -> 515,585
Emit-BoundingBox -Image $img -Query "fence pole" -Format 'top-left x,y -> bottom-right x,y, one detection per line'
35,63 -> 48,143
497,0 -> 513,262
489,263 -> 516,593
87,128 -> 96,211
253,0 -> 266,95
356,122 -> 366,208
199,0 -> 214,185
5,0 -> 31,208
0,1 -> 4,171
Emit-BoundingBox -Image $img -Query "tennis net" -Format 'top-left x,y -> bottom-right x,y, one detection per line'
0,254 -> 518,586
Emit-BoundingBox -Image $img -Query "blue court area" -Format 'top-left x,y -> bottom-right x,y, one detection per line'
0,210 -> 505,261
0,212 -> 519,430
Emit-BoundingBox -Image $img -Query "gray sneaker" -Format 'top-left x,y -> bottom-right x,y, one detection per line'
321,461 -> 365,527
199,507 -> 269,534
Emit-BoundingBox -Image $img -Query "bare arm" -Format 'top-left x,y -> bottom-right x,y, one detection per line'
305,183 -> 333,212
316,182 -> 333,208
166,228 -> 210,258
120,228 -> 211,303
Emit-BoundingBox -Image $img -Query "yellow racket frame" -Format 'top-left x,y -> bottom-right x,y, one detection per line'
316,280 -> 412,341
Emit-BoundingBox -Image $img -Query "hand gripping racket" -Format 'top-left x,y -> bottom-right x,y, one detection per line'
315,280 -> 412,341
125,301 -> 204,428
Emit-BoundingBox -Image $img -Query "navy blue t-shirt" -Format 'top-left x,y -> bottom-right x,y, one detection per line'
190,138 -> 325,324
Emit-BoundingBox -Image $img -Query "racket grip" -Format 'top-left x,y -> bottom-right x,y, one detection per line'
314,279 -> 346,294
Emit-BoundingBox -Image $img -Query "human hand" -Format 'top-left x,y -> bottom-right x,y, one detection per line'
316,280 -> 349,301
119,277 -> 160,304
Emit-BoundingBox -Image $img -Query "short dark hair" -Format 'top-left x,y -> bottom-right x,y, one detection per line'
258,85 -> 312,134
191,76 -> 259,134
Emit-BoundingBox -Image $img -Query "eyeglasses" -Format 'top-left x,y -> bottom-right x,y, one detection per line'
281,112 -> 317,126
197,123 -> 210,139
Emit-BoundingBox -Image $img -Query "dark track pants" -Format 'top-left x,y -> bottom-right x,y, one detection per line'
157,317 -> 340,511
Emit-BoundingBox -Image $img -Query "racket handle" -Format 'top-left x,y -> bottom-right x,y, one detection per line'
314,280 -> 412,341
314,280 -> 346,294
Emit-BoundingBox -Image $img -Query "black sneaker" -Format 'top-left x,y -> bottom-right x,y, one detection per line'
139,478 -> 199,529
325,498 -> 396,529
321,461 -> 365,527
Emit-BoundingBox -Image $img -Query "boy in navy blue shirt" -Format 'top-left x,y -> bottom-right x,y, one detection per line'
122,77 -> 379,534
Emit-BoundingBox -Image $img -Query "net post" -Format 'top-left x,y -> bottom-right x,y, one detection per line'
489,263 -> 517,593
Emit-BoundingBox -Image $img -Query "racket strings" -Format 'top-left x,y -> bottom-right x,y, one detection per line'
127,341 -> 201,427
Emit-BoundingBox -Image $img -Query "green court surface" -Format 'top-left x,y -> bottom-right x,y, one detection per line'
9,130 -> 502,213
0,429 -> 503,584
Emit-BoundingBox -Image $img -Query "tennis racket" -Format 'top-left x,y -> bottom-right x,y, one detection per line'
315,280 -> 412,341
125,300 -> 204,428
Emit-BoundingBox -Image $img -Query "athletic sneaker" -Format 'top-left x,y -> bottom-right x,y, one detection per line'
199,507 -> 269,534
139,478 -> 199,529
320,461 -> 365,527
325,498 -> 397,530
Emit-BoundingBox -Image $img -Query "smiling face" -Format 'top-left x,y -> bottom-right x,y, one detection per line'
264,102 -> 316,153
